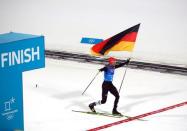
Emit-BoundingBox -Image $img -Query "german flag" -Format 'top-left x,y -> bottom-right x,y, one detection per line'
91,23 -> 140,56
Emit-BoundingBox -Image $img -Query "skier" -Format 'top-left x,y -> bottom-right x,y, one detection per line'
89,57 -> 130,115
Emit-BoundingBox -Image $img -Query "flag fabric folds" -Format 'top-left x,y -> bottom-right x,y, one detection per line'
90,24 -> 140,56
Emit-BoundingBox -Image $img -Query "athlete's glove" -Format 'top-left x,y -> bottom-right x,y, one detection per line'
126,58 -> 131,64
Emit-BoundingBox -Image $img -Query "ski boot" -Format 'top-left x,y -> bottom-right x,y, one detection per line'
112,108 -> 122,116
89,103 -> 96,113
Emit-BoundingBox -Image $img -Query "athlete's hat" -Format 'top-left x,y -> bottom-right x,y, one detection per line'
108,57 -> 116,64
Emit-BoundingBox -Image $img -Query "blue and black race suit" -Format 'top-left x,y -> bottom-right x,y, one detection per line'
99,60 -> 129,109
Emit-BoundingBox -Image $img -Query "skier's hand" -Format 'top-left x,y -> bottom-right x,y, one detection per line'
126,58 -> 131,64
99,67 -> 105,72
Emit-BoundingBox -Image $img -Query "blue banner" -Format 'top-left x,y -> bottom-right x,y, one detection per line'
0,71 -> 23,131
0,32 -> 45,131
80,37 -> 103,44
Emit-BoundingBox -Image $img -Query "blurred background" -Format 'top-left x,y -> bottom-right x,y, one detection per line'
1,0 -> 187,65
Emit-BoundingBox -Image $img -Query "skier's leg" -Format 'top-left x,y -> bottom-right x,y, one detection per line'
110,85 -> 119,109
94,81 -> 109,105
109,84 -> 121,115
100,82 -> 109,104
89,82 -> 109,112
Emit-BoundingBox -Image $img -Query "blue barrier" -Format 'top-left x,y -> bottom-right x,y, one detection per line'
0,32 -> 45,131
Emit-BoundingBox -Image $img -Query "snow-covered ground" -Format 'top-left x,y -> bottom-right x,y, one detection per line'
23,58 -> 187,131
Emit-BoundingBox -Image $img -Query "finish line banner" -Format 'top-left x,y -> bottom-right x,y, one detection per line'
0,32 -> 45,131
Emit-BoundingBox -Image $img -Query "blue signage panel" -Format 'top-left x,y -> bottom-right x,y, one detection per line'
0,70 -> 23,131
80,37 -> 103,44
0,34 -> 45,72
0,32 -> 45,131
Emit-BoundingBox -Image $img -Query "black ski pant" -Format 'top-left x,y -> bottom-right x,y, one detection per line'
100,81 -> 120,110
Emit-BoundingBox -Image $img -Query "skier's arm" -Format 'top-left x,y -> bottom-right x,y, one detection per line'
115,58 -> 130,69
99,66 -> 107,72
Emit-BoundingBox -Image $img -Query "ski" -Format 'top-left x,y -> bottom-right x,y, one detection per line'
72,110 -> 123,118
72,110 -> 146,121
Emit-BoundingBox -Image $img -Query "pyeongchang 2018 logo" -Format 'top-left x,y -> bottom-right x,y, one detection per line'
1,97 -> 18,120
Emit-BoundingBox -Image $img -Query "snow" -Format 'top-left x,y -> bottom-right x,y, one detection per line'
23,58 -> 187,131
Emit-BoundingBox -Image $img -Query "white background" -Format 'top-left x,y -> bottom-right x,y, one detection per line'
1,0 -> 187,65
